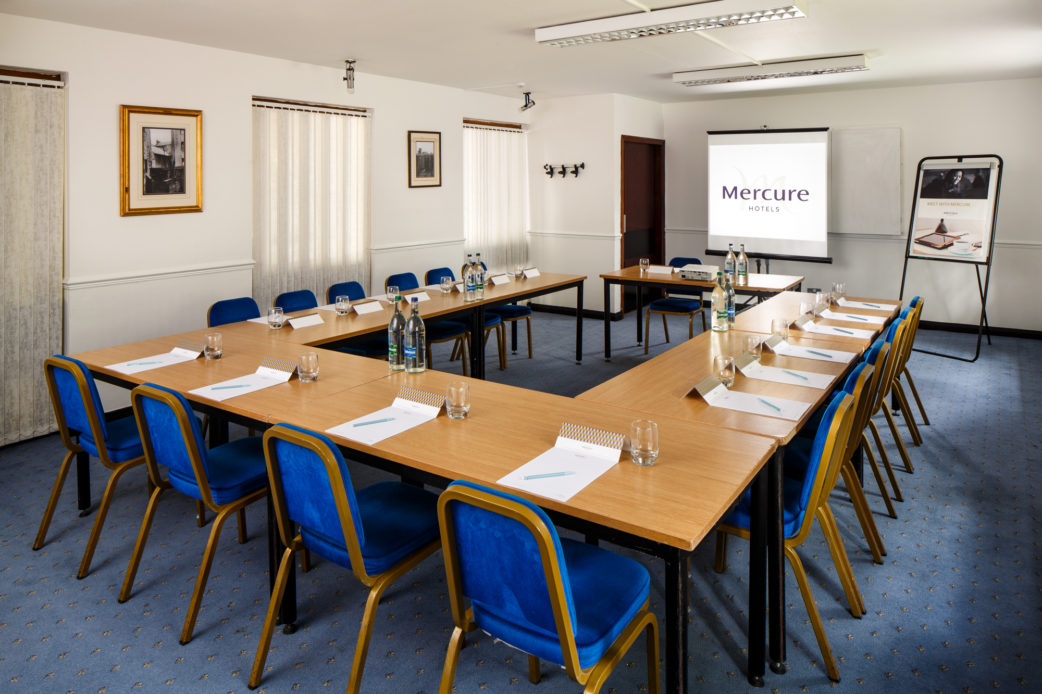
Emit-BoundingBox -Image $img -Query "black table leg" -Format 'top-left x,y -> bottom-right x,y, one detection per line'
76,451 -> 92,516
511,320 -> 518,353
636,284 -> 644,345
767,447 -> 787,674
748,464 -> 767,687
469,305 -> 486,380
575,282 -> 583,364
604,280 -> 612,360
665,549 -> 691,694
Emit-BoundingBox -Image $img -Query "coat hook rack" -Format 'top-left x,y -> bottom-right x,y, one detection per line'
543,162 -> 585,179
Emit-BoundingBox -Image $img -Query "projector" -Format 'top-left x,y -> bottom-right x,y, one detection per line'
678,264 -> 719,282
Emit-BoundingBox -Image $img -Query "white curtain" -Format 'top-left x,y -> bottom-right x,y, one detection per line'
252,102 -> 370,305
0,81 -> 64,445
463,125 -> 529,271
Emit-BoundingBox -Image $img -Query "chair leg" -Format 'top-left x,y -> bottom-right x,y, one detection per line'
249,545 -> 297,688
180,504 -> 237,644
785,545 -> 841,682
699,308 -> 707,332
713,530 -> 728,573
817,505 -> 865,617
33,450 -> 76,550
237,507 -> 248,544
862,433 -> 898,518
645,616 -> 661,694
77,460 -> 139,579
868,419 -> 904,503
525,316 -> 533,359
497,323 -> 507,370
583,610 -> 660,694
438,625 -> 467,694
840,461 -> 885,563
300,547 -> 312,573
881,408 -> 914,476
426,342 -> 434,371
644,311 -> 652,355
894,382 -> 923,448
459,336 -> 469,377
687,313 -> 694,340
902,368 -> 930,425
661,313 -> 670,343
195,499 -> 206,527
118,486 -> 166,603
528,654 -> 540,684
346,574 -> 396,694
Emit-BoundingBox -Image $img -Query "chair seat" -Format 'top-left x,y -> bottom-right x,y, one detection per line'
472,537 -> 650,670
488,304 -> 532,320
168,436 -> 267,505
482,313 -> 502,328
428,320 -> 468,341
79,414 -> 143,463
301,481 -> 439,575
723,476 -> 807,540
648,297 -> 703,314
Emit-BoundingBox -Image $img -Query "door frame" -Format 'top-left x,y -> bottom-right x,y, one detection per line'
620,134 -> 666,313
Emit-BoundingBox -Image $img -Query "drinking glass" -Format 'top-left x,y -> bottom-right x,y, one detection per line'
771,317 -> 789,342
385,285 -> 399,301
267,306 -> 285,329
639,257 -> 650,273
714,355 -> 736,387
440,276 -> 454,294
745,334 -> 762,362
203,332 -> 223,360
446,381 -> 470,420
335,295 -> 351,316
514,264 -> 525,279
630,419 -> 659,466
297,352 -> 319,382
800,301 -> 812,318
815,291 -> 825,312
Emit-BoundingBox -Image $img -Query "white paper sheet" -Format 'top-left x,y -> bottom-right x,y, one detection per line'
766,336 -> 856,363
838,298 -> 897,310
489,274 -> 511,286
402,291 -> 430,304
189,360 -> 296,402
107,345 -> 201,375
736,358 -> 831,389
498,427 -> 622,502
701,383 -> 810,421
317,303 -> 339,312
799,321 -> 875,339
523,267 -> 541,278
326,392 -> 442,446
352,301 -> 385,315
647,265 -> 675,274
247,316 -> 271,325
288,313 -> 324,329
819,308 -> 886,325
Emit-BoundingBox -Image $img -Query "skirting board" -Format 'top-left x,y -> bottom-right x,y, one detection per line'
919,321 -> 1041,340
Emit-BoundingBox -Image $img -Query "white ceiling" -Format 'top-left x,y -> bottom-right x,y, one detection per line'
3,0 -> 1042,102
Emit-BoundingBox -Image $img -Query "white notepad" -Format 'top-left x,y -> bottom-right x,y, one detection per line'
819,308 -> 886,325
498,423 -> 624,502
733,353 -> 830,390
764,335 -> 856,363
838,298 -> 897,310
189,357 -> 297,401
288,313 -> 324,329
690,375 -> 810,421
326,386 -> 444,446
107,341 -> 203,375
798,320 -> 875,339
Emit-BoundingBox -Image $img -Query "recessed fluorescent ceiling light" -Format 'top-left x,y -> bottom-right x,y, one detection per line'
673,54 -> 868,86
535,1 -> 806,47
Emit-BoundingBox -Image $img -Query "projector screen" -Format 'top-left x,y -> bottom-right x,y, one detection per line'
707,128 -> 830,260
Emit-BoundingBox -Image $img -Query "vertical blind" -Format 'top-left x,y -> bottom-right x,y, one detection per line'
462,123 -> 529,271
252,99 -> 370,305
0,77 -> 64,444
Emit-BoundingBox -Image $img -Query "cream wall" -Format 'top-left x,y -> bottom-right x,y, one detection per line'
662,77 -> 1042,331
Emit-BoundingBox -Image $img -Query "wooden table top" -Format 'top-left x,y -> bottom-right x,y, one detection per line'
601,266 -> 804,294
733,292 -> 899,349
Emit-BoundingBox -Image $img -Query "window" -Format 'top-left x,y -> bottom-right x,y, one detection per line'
252,98 -> 370,304
462,121 -> 529,270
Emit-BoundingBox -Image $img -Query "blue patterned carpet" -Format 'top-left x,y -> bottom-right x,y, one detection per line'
1,313 -> 1039,693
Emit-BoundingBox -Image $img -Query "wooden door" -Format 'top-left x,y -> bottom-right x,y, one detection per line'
620,136 -> 665,313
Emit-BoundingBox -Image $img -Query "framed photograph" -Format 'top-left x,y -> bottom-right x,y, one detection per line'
120,105 -> 202,216
906,159 -> 999,264
407,130 -> 441,188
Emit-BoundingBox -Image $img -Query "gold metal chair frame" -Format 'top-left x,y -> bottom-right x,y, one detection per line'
644,295 -> 707,355
35,357 -> 147,579
118,384 -> 267,645
715,394 -> 855,682
437,484 -> 661,694
892,298 -> 929,437
248,425 -> 439,692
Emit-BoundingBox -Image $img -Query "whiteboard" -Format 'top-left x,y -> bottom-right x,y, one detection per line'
831,127 -> 902,235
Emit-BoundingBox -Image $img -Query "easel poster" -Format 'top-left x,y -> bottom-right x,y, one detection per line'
908,160 -> 999,263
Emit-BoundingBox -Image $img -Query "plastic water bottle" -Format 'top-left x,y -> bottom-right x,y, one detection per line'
463,253 -> 477,302
474,252 -> 485,299
404,297 -> 426,373
724,243 -> 736,281
736,243 -> 749,286
725,273 -> 736,326
387,295 -> 405,371
711,272 -> 729,332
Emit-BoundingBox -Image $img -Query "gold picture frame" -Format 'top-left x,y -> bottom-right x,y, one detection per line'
120,105 -> 202,216
407,130 -> 441,188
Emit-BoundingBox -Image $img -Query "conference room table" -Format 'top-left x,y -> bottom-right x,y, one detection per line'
599,266 -> 804,359
71,326 -> 777,694
219,272 -> 586,379
579,290 -> 899,684
734,291 -> 900,345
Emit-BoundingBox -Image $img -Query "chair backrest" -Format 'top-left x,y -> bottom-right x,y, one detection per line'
327,281 -> 366,304
789,391 -> 855,544
262,424 -> 370,581
207,297 -> 261,327
274,289 -> 318,313
385,272 -> 419,293
896,297 -> 924,372
131,383 -> 215,505
839,361 -> 875,465
874,316 -> 908,408
668,257 -> 703,297
44,355 -> 111,458
438,480 -> 584,673
425,267 -> 455,285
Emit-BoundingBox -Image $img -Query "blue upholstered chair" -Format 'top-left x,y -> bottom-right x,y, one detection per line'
35,356 -> 146,579
207,297 -> 261,327
326,280 -> 366,304
274,289 -> 318,313
453,262 -> 536,361
119,383 -> 268,645
426,266 -> 508,369
644,257 -> 707,354
248,424 -> 440,692
437,481 -> 660,693
385,273 -> 472,374
424,267 -> 455,286
714,391 -> 856,682
895,296 -> 930,428
862,316 -> 911,514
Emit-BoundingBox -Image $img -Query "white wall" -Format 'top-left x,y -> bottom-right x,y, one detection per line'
663,77 -> 1042,330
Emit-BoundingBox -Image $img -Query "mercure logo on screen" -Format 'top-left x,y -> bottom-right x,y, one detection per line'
719,184 -> 810,214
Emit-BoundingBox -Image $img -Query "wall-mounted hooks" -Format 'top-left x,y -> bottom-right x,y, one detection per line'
544,162 -> 585,179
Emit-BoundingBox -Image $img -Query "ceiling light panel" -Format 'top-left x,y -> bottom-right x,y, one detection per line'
535,1 -> 807,47
673,54 -> 868,86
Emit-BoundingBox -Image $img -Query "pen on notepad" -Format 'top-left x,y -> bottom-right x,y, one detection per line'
843,314 -> 868,321
758,397 -> 782,412
212,384 -> 249,390
807,349 -> 833,358
863,302 -> 881,308
833,327 -> 855,335
127,360 -> 163,366
523,471 -> 575,481
783,369 -> 808,381
353,417 -> 394,427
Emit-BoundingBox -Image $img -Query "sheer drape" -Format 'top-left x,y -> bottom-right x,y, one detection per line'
252,103 -> 370,305
0,81 -> 64,444
463,125 -> 529,271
